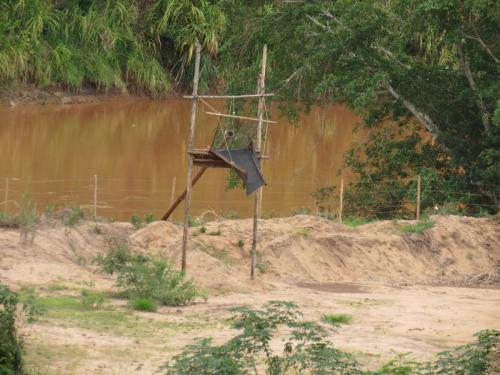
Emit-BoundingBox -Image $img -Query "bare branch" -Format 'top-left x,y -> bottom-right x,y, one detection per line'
457,43 -> 491,136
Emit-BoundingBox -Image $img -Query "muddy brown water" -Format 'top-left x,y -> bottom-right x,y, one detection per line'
0,98 -> 366,220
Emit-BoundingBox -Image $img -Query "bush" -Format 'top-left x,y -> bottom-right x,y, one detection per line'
401,219 -> 434,234
163,302 -> 500,375
80,290 -> 106,310
62,206 -> 84,226
322,313 -> 352,326
96,246 -> 204,306
0,285 -> 23,375
130,297 -> 157,312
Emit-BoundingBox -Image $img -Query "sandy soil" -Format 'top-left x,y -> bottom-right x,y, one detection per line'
0,214 -> 499,374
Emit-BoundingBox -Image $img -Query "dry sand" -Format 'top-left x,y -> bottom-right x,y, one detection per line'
0,214 -> 499,374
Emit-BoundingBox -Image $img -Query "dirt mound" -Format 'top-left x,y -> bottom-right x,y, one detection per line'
0,215 -> 498,291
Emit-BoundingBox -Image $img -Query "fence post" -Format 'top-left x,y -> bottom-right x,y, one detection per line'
170,176 -> 176,206
339,174 -> 344,223
93,174 -> 98,219
416,175 -> 421,220
3,177 -> 8,215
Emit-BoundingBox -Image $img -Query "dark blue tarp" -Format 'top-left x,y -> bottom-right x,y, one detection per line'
212,148 -> 266,195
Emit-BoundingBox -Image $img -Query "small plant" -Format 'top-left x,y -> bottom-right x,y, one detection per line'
93,225 -> 102,235
223,210 -> 240,219
130,214 -> 143,229
296,228 -> 311,238
80,289 -> 106,310
291,207 -> 311,216
19,193 -> 39,244
62,205 -> 84,226
199,226 -> 207,234
208,229 -> 222,236
322,313 -> 352,326
188,216 -> 202,227
44,203 -> 56,218
130,297 -> 157,312
255,263 -> 269,274
235,239 -> 244,249
401,219 -> 435,234
144,214 -> 155,224
343,217 -> 374,227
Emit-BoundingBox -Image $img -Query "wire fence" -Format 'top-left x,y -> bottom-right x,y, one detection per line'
0,175 -> 498,222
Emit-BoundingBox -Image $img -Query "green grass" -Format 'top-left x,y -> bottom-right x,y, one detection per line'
343,217 -> 375,227
208,230 -> 222,236
322,313 -> 353,326
197,243 -> 234,266
400,219 -> 435,234
130,297 -> 157,312
296,228 -> 311,238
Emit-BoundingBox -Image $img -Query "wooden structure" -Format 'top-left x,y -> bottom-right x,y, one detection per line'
161,44 -> 271,279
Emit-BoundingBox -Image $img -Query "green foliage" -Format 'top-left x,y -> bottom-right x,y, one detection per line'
80,289 -> 106,310
401,219 -> 435,234
163,301 -> 360,374
164,301 -> 500,374
223,210 -> 240,220
0,285 -> 23,375
322,313 -> 352,326
343,217 -> 375,228
188,216 -> 203,227
96,245 -> 203,306
235,239 -> 244,249
130,214 -> 156,229
208,230 -> 221,236
0,0 -> 170,93
255,263 -> 268,274
62,205 -> 84,226
93,225 -> 102,235
130,297 -> 157,312
199,226 -> 207,234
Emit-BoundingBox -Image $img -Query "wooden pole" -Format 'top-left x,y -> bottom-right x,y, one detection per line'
251,44 -> 267,280
181,43 -> 201,273
183,93 -> 274,99
416,175 -> 421,220
339,174 -> 344,223
3,177 -> 9,215
170,176 -> 176,206
93,174 -> 97,219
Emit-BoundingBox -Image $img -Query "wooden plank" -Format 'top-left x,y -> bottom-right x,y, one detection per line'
183,93 -> 274,99
205,112 -> 277,124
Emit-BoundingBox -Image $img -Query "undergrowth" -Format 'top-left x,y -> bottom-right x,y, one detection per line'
401,219 -> 435,234
162,301 -> 500,374
95,243 -> 205,307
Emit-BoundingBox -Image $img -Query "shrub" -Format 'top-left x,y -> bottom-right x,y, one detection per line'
0,285 -> 23,375
401,219 -> 434,234
80,290 -> 106,310
235,239 -> 244,249
62,206 -> 84,226
322,313 -> 352,326
130,297 -> 157,312
162,301 -> 500,375
144,214 -> 155,224
96,246 -> 204,306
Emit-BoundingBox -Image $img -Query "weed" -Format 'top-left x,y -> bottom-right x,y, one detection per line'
130,297 -> 157,312
223,210 -> 240,219
208,230 -> 222,236
343,217 -> 374,227
93,225 -> 102,235
80,290 -> 106,310
44,203 -> 56,218
198,244 -> 234,266
296,228 -> 311,238
144,214 -> 155,224
291,207 -> 311,216
255,263 -> 269,274
235,239 -> 244,249
0,212 -> 18,228
199,226 -> 207,234
45,284 -> 68,292
62,205 -> 84,226
401,219 -> 435,234
19,193 -> 39,244
322,313 -> 352,326
130,214 -> 143,229
188,216 -> 202,227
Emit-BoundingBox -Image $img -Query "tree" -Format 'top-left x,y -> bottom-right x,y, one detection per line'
219,0 -> 500,214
